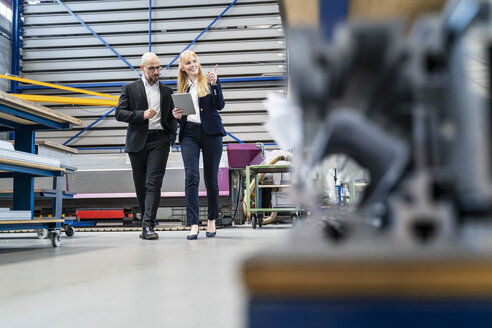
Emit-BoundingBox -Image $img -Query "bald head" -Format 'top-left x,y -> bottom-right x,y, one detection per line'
141,52 -> 159,66
140,52 -> 161,85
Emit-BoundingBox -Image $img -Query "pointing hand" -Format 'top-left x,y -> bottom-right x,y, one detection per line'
207,64 -> 219,86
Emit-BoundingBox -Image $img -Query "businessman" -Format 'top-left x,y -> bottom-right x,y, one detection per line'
115,52 -> 177,240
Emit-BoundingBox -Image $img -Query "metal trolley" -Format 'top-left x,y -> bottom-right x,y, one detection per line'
245,164 -> 301,228
0,91 -> 81,247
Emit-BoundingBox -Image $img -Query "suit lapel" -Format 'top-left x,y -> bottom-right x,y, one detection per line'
137,79 -> 149,109
159,82 -> 166,127
136,79 -> 149,129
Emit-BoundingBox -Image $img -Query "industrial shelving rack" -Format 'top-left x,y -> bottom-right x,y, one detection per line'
0,91 -> 81,246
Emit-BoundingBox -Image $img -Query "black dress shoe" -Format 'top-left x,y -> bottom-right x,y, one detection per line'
140,227 -> 159,240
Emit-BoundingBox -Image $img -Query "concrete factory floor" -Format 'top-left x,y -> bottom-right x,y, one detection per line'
0,224 -> 292,328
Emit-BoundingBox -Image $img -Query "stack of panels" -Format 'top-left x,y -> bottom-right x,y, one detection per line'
0,136 -> 61,167
0,208 -> 31,221
20,0 -> 288,148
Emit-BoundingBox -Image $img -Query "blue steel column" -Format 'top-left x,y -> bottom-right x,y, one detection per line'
13,128 -> 35,215
148,0 -> 152,52
52,174 -> 63,219
10,0 -> 22,94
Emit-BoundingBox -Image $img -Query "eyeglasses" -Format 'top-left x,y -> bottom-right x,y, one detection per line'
145,66 -> 162,71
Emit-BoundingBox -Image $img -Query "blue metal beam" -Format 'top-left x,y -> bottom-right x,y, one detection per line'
63,107 -> 116,145
15,76 -> 286,145
0,166 -> 63,177
0,124 -> 64,132
75,142 -> 277,151
148,0 -> 152,52
165,0 -> 239,70
0,104 -> 70,130
19,76 -> 287,91
219,77 -> 286,83
226,132 -> 245,143
0,221 -> 63,231
75,146 -> 125,151
65,116 -> 247,146
54,0 -> 137,74
10,0 -> 22,94
0,117 -> 27,130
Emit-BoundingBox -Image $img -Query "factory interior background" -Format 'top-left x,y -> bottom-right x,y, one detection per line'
0,0 -> 491,327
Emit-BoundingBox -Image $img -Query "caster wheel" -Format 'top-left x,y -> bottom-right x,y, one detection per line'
64,226 -> 75,237
252,214 -> 257,229
37,229 -> 48,239
49,232 -> 61,247
258,214 -> 263,228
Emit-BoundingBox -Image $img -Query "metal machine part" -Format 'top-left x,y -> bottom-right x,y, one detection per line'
288,0 -> 492,243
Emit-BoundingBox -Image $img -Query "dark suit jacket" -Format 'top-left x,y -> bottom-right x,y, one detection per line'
116,79 -> 177,152
178,79 -> 226,142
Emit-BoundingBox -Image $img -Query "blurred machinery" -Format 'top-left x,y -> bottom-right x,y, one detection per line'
289,0 -> 492,242
243,1 -> 492,327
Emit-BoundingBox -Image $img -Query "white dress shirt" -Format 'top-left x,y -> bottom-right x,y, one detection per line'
186,78 -> 201,124
142,76 -> 162,130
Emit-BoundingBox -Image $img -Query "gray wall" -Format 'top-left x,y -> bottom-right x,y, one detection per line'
21,0 -> 287,148
0,15 -> 10,92
0,35 -> 9,91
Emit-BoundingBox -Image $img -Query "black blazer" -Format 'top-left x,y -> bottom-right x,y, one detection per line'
116,79 -> 177,152
178,79 -> 226,142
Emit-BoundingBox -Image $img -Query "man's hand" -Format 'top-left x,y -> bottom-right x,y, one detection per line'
144,108 -> 157,119
172,108 -> 184,119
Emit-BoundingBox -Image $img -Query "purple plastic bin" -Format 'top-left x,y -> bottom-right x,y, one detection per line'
227,144 -> 263,169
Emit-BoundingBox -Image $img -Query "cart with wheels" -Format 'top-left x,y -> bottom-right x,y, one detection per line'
0,219 -> 64,247
0,91 -> 81,247
245,164 -> 301,229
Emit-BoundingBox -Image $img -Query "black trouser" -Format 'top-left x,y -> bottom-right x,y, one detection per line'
180,122 -> 223,226
128,131 -> 170,228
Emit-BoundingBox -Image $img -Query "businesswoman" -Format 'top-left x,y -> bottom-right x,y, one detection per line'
172,50 -> 226,240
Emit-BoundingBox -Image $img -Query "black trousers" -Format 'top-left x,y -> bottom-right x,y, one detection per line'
128,131 -> 170,228
180,122 -> 223,226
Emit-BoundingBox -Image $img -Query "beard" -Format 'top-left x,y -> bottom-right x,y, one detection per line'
144,70 -> 159,84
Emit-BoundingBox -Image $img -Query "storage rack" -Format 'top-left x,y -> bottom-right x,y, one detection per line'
0,91 -> 81,246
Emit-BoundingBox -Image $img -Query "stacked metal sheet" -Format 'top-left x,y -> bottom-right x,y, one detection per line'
0,208 -> 31,221
0,136 -> 60,167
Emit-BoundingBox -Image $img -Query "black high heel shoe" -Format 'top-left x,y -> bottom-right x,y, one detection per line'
206,220 -> 216,238
187,229 -> 199,240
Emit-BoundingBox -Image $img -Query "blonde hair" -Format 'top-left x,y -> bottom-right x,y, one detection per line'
178,50 -> 210,97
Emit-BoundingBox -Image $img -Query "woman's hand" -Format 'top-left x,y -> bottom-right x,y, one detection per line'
172,108 -> 184,119
207,64 -> 218,86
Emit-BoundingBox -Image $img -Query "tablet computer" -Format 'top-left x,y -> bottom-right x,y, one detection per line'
171,93 -> 196,115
